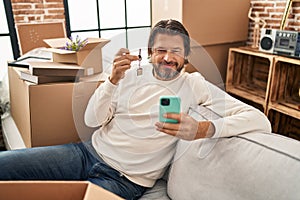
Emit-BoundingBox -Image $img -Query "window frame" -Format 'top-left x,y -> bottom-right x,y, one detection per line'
63,0 -> 152,48
4,0 -> 152,60
3,0 -> 19,60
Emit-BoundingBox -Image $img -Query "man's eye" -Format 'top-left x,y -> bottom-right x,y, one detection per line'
156,49 -> 167,54
171,49 -> 181,54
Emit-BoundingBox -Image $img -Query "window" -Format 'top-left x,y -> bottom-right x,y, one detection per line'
64,0 -> 152,71
0,0 -> 15,81
2,0 -> 152,78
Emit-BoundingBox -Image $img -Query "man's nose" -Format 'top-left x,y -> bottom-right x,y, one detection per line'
163,51 -> 173,62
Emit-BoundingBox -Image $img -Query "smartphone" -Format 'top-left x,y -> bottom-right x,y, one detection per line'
159,96 -> 181,123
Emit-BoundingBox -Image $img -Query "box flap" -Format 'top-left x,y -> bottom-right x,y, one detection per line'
44,38 -> 68,48
44,37 -> 110,57
85,38 -> 110,48
44,37 -> 110,49
0,181 -> 124,200
0,181 -> 88,200
84,182 -> 124,200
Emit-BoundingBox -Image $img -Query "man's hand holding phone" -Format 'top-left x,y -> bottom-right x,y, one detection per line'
159,96 -> 181,123
156,96 -> 214,140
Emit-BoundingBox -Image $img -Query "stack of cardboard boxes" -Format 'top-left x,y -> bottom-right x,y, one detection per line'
7,35 -> 124,198
9,37 -> 110,148
6,21 -> 126,198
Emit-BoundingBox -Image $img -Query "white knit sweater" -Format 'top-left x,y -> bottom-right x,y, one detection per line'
84,64 -> 271,187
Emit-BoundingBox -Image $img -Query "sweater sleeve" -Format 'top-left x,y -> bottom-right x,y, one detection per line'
188,73 -> 272,138
84,78 -> 118,128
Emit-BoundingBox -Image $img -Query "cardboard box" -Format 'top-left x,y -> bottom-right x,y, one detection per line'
152,0 -> 250,46
16,22 -> 66,55
182,0 -> 250,46
0,181 -> 123,200
44,38 -> 110,76
8,67 -> 103,148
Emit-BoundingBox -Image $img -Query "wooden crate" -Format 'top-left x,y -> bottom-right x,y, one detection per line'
226,47 -> 274,113
226,47 -> 300,141
268,109 -> 300,141
268,56 -> 300,119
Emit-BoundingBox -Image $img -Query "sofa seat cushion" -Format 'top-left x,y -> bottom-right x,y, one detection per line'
139,179 -> 170,200
167,132 -> 300,200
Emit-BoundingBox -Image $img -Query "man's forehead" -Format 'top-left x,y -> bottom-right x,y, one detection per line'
153,34 -> 184,48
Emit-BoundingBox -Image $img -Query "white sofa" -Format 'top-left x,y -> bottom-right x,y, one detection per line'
140,132 -> 300,200
140,106 -> 300,200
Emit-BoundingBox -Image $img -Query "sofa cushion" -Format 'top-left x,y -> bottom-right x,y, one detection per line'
139,179 -> 170,200
167,132 -> 300,200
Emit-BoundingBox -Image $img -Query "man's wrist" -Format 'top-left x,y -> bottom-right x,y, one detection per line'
196,121 -> 215,139
205,122 -> 215,138
109,76 -> 119,85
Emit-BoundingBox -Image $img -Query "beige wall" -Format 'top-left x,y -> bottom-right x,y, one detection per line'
152,0 -> 182,25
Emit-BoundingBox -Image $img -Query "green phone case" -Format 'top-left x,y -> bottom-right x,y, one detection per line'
159,96 -> 181,123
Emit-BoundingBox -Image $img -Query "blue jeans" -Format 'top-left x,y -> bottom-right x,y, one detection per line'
0,142 -> 147,200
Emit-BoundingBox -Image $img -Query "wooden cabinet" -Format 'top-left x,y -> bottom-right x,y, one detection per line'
226,47 -> 274,113
269,56 -> 300,118
226,47 -> 300,140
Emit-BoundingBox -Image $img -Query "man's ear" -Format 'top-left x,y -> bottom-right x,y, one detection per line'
148,47 -> 153,58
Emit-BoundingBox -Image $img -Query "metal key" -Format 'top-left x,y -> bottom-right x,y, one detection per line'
137,48 -> 143,76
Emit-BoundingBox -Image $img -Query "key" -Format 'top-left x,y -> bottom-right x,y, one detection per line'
137,48 -> 143,76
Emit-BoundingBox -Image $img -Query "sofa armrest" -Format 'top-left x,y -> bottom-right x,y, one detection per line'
167,132 -> 300,200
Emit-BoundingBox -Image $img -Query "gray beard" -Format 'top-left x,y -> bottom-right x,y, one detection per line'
153,64 -> 184,81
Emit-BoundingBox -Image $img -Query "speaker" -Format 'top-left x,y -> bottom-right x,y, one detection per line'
259,28 -> 277,54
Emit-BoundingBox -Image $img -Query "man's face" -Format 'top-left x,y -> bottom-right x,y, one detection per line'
151,33 -> 185,81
